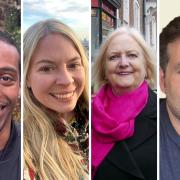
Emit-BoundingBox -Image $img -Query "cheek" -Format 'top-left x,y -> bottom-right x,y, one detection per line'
132,61 -> 146,77
29,74 -> 54,96
105,62 -> 116,77
75,69 -> 86,89
6,86 -> 19,104
166,75 -> 180,93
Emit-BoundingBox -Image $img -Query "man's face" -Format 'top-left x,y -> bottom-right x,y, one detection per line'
0,41 -> 20,132
160,38 -> 180,121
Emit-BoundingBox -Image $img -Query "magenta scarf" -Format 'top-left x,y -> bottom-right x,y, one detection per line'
92,81 -> 148,177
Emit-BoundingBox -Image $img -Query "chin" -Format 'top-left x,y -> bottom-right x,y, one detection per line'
55,104 -> 76,114
116,82 -> 133,88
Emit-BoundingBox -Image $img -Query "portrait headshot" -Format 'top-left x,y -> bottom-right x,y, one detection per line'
23,19 -> 89,180
91,27 -> 157,180
0,31 -> 21,180
160,16 -> 180,180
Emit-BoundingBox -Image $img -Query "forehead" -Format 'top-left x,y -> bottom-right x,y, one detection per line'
167,38 -> 180,65
36,33 -> 75,51
106,33 -> 142,54
31,33 -> 79,61
0,41 -> 19,70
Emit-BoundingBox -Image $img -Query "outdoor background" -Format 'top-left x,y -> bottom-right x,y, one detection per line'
23,0 -> 89,52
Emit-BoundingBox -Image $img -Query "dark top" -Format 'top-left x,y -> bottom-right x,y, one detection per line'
94,89 -> 157,180
0,121 -> 21,180
160,99 -> 180,180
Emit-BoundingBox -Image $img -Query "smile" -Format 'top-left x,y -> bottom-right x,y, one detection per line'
0,103 -> 7,111
117,72 -> 133,75
50,91 -> 75,100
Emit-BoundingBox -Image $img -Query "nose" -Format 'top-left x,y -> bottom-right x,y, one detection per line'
118,55 -> 129,67
55,68 -> 74,85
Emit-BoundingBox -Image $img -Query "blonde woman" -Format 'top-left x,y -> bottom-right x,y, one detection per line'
23,19 -> 89,180
92,27 -> 157,179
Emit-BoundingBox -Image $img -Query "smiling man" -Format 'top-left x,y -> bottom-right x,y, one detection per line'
160,16 -> 180,180
0,31 -> 21,180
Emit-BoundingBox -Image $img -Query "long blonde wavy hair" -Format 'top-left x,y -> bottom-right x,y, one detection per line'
93,26 -> 156,92
23,19 -> 89,180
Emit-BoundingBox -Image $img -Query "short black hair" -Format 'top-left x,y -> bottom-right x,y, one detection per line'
0,31 -> 20,77
160,16 -> 180,72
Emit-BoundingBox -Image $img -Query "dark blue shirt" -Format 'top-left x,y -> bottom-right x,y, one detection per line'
160,100 -> 180,180
0,121 -> 21,180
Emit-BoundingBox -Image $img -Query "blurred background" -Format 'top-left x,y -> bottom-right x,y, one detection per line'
23,0 -> 89,53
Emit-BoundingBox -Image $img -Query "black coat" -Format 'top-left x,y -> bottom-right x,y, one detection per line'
0,121 -> 21,180
94,89 -> 157,180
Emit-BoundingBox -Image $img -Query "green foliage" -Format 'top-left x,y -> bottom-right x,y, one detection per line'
5,6 -> 20,47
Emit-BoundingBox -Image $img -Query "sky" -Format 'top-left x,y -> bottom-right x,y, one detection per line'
23,0 -> 89,40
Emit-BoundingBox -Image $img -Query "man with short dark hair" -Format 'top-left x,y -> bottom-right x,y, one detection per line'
0,31 -> 21,180
160,16 -> 180,180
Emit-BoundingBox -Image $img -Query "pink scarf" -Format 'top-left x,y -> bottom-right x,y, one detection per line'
92,81 -> 148,177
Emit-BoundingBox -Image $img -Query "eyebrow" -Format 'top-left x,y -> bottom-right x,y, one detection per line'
35,59 -> 54,65
0,67 -> 18,73
108,50 -> 139,54
68,56 -> 81,62
36,56 -> 81,65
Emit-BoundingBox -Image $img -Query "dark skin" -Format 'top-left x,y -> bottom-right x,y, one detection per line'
0,41 -> 20,150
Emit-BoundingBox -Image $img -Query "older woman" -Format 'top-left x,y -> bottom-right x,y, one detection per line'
92,27 -> 157,180
23,19 -> 89,180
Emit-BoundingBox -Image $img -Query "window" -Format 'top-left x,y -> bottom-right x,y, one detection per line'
134,0 -> 140,31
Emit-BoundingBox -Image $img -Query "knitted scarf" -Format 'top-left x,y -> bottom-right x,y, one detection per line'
92,81 -> 148,177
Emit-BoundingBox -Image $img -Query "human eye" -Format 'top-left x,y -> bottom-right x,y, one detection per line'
109,55 -> 119,61
127,53 -> 138,59
38,65 -> 55,72
67,62 -> 82,70
0,74 -> 15,86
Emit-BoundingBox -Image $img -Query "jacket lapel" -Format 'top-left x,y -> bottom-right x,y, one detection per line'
127,89 -> 157,150
107,141 -> 145,179
106,89 -> 156,179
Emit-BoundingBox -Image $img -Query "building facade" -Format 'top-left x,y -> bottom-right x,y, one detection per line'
91,0 -> 157,60
91,0 -> 121,61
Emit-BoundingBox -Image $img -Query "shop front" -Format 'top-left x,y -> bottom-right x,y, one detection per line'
91,0 -> 120,61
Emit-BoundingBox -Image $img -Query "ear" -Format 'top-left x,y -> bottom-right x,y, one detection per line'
160,68 -> 165,93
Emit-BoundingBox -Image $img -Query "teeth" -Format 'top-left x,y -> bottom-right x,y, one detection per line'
52,92 -> 74,99
0,104 -> 6,110
119,72 -> 131,75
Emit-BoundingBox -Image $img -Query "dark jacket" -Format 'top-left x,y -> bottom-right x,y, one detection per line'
94,89 -> 157,180
0,121 -> 21,180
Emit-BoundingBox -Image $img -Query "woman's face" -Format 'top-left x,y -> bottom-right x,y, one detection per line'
105,34 -> 146,95
27,33 -> 85,116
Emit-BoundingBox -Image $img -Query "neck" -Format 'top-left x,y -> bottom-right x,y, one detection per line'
166,103 -> 180,135
111,81 -> 145,96
60,111 -> 75,124
0,120 -> 11,150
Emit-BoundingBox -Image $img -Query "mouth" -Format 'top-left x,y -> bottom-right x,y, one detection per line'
0,103 -> 8,112
50,91 -> 75,101
117,71 -> 133,76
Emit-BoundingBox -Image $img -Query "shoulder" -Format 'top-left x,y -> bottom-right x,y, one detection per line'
160,98 -> 166,113
137,88 -> 157,122
148,88 -> 157,106
13,121 -> 21,137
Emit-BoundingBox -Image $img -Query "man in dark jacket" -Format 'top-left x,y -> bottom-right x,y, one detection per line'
0,31 -> 21,180
160,16 -> 180,180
